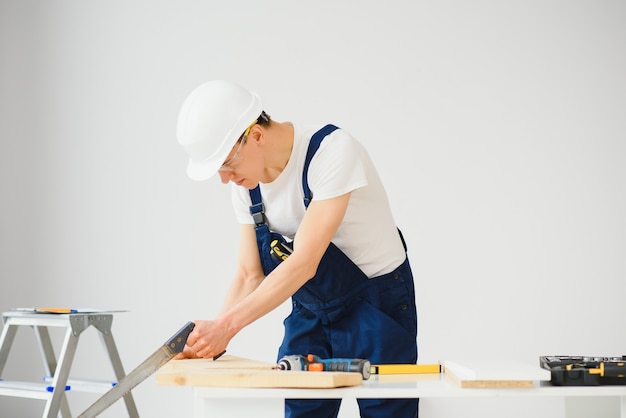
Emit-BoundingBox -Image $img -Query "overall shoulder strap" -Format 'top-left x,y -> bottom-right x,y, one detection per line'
248,186 -> 265,226
302,124 -> 339,208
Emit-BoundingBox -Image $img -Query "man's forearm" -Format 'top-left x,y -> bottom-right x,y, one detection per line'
220,273 -> 265,315
217,254 -> 315,337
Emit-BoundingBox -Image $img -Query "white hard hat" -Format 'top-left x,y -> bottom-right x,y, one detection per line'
177,80 -> 263,181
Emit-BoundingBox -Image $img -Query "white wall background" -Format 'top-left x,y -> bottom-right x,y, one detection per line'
1,0 -> 625,417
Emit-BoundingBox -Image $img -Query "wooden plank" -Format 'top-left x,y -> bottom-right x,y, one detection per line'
156,369 -> 362,388
160,355 -> 275,372
156,355 -> 362,389
442,360 -> 551,389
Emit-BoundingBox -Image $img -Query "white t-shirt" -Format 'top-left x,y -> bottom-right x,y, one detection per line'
231,123 -> 406,278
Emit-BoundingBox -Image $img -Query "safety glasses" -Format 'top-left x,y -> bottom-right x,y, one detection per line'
218,122 -> 256,173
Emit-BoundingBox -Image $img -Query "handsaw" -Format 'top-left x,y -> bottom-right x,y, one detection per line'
77,321 -> 195,418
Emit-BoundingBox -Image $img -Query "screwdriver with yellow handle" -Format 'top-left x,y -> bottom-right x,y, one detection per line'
270,239 -> 293,262
589,361 -> 626,378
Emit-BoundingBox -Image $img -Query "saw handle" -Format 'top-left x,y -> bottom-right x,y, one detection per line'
165,321 -> 196,354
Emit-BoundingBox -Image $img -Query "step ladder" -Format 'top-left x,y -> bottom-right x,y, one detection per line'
0,310 -> 139,418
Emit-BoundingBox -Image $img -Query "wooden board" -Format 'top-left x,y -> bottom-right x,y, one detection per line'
442,360 -> 551,389
160,355 -> 275,372
156,355 -> 363,389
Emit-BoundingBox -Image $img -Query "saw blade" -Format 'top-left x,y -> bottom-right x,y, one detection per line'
77,321 -> 195,418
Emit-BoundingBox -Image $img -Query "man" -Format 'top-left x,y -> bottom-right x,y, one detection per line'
176,80 -> 418,417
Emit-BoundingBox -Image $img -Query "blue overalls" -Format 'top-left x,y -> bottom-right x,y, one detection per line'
249,125 -> 418,418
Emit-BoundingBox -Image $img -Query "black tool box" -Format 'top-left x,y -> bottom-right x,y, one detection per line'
540,356 -> 626,386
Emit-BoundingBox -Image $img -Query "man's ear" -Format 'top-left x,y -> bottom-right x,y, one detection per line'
249,124 -> 265,145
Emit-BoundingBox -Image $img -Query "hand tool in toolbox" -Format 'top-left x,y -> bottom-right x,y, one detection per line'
540,355 -> 626,386
77,321 -> 195,417
276,354 -> 371,380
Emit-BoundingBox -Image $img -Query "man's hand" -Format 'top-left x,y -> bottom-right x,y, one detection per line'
174,319 -> 231,359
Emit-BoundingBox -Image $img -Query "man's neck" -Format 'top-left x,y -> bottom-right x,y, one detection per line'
260,121 -> 294,183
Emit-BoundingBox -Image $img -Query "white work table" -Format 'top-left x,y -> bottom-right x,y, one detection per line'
189,373 -> 626,418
